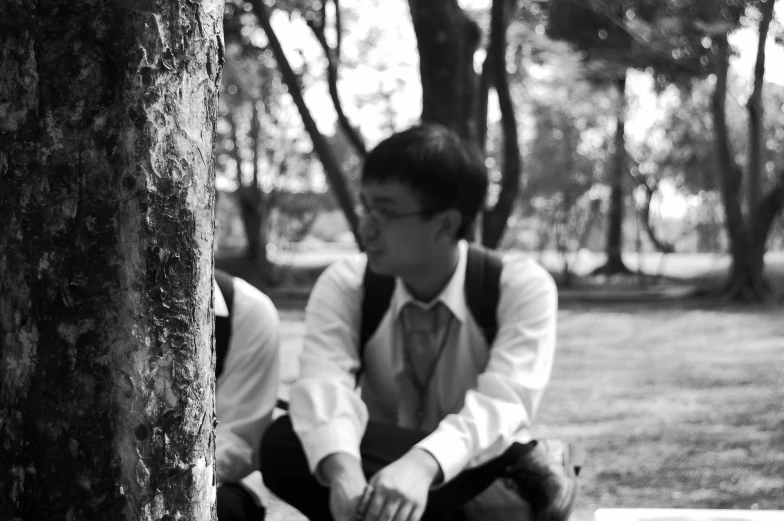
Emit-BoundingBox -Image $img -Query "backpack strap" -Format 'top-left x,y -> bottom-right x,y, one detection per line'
464,245 -> 503,347
358,264 -> 396,384
215,269 -> 235,379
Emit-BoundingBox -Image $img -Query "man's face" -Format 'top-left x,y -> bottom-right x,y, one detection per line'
359,180 -> 445,277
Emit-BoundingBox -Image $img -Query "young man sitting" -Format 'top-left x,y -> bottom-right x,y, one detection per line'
214,269 -> 280,521
260,124 -> 577,521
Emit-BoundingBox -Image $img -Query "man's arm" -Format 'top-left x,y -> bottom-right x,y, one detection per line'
288,256 -> 370,477
215,278 -> 281,485
414,256 -> 558,484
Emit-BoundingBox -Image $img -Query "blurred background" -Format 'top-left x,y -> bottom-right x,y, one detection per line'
213,0 -> 784,304
211,2 -> 784,517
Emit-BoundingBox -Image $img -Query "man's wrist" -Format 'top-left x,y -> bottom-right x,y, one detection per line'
405,447 -> 444,486
318,452 -> 364,487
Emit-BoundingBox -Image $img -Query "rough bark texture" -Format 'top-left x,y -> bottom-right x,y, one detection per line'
481,0 -> 521,249
408,0 -> 482,143
251,0 -> 361,246
0,0 -> 224,518
594,75 -> 632,275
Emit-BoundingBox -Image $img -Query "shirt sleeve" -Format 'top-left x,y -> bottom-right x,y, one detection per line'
415,256 -> 558,483
288,256 -> 369,477
216,278 -> 281,485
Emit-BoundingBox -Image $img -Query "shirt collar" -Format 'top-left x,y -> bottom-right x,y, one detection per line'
214,277 -> 229,317
391,240 -> 469,322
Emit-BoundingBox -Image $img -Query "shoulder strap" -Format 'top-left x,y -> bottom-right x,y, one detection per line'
358,263 -> 395,383
215,269 -> 235,378
464,244 -> 503,346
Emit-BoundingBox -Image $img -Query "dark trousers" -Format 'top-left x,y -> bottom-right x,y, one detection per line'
217,483 -> 266,521
260,415 -> 530,521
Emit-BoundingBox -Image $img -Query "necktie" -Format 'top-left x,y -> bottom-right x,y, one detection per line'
398,302 -> 453,428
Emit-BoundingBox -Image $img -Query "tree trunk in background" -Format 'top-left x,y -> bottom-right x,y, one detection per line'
238,101 -> 272,286
0,1 -> 223,518
481,0 -> 521,249
408,0 -> 482,143
745,0 -> 774,214
594,74 -> 631,275
719,1 -> 779,301
251,0 -> 362,247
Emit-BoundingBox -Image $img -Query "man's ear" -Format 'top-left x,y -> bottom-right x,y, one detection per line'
435,209 -> 463,242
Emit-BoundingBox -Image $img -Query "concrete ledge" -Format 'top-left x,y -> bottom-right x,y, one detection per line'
595,509 -> 784,521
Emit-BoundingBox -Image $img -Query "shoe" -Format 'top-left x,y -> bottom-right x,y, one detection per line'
503,440 -> 578,521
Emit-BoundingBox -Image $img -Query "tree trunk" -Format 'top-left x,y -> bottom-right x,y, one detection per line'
408,0 -> 482,143
242,101 -> 272,285
481,0 -> 522,249
721,0 -> 778,302
711,29 -> 774,301
594,74 -> 631,275
746,0 -> 775,212
1,1 -> 223,519
251,0 -> 362,247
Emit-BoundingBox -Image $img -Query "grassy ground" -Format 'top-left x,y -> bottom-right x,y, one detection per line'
266,300 -> 784,520
541,300 -> 784,518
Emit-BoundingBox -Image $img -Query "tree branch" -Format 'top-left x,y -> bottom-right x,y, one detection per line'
251,0 -> 361,245
307,8 -> 367,157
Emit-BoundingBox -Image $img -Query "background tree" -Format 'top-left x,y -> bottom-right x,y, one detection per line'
248,0 -> 362,245
407,0 -> 527,248
701,0 -> 784,300
217,12 -> 318,285
536,0 -> 716,274
0,1 -> 223,518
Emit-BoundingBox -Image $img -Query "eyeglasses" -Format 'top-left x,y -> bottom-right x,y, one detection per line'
357,198 -> 438,227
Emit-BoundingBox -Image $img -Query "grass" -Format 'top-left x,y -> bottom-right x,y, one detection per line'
541,301 -> 784,518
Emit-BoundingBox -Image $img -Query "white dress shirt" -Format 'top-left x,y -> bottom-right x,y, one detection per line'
289,240 -> 558,485
215,276 -> 280,502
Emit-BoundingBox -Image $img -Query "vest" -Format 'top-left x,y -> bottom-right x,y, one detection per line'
358,244 -> 503,382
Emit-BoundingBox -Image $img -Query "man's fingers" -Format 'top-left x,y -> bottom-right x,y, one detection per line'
392,502 -> 415,521
377,497 -> 404,521
353,484 -> 374,521
362,486 -> 387,521
406,504 -> 426,521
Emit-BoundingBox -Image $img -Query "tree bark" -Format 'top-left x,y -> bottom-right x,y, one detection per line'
712,33 -> 745,250
408,0 -> 482,143
594,74 -> 632,275
721,0 -> 779,302
746,0 -> 775,212
481,0 -> 521,249
725,173 -> 783,301
1,1 -> 223,519
237,101 -> 272,285
251,0 -> 361,247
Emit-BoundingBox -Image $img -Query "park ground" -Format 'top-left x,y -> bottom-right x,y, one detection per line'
257,251 -> 784,520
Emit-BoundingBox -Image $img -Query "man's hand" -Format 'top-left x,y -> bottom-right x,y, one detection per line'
320,453 -> 367,521
361,448 -> 442,521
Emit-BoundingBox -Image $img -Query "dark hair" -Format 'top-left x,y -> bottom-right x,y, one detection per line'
362,123 -> 488,239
